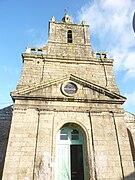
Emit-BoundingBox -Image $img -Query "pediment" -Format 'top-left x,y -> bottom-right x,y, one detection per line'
11,74 -> 126,103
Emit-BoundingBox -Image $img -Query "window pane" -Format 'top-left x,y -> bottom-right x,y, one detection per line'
61,129 -> 67,134
71,129 -> 79,140
64,83 -> 77,94
68,30 -> 72,43
60,129 -> 68,140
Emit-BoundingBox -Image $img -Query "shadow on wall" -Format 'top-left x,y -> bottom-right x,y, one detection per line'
122,171 -> 135,180
127,128 -> 135,163
0,105 -> 13,179
125,128 -> 135,180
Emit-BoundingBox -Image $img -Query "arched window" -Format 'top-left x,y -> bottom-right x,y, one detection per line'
71,129 -> 79,140
67,30 -> 73,43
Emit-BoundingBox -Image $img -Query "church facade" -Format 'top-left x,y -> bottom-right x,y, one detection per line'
1,13 -> 135,179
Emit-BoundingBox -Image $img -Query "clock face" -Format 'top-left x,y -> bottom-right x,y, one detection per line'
62,82 -> 78,95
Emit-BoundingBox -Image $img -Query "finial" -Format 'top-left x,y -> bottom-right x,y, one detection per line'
51,16 -> 55,22
81,20 -> 86,25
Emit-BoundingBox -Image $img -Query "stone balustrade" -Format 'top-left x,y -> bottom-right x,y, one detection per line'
26,47 -> 42,55
93,51 -> 109,59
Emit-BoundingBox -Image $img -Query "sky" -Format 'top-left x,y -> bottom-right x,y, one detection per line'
0,0 -> 135,114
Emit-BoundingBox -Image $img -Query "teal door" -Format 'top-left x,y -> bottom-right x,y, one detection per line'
56,126 -> 85,180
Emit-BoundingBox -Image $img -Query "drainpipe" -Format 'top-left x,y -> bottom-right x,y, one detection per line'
100,56 -> 108,87
88,112 -> 97,180
50,112 -> 55,180
41,57 -> 45,82
33,108 -> 40,180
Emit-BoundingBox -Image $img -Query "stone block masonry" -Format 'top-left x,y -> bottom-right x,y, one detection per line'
2,12 -> 135,180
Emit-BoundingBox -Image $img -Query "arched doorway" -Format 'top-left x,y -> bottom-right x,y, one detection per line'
56,125 -> 86,180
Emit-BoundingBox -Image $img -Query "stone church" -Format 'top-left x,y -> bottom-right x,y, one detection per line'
0,13 -> 135,180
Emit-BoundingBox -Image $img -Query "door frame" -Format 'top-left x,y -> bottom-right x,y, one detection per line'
56,125 -> 86,180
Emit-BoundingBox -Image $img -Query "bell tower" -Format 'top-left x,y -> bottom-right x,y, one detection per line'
42,12 -> 91,61
2,13 -> 135,180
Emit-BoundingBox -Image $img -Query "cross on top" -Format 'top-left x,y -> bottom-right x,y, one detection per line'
65,8 -> 68,14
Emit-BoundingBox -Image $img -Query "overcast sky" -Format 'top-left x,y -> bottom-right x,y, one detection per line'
0,0 -> 135,114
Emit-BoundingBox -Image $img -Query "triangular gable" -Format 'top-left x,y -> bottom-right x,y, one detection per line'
70,75 -> 126,100
11,74 -> 69,95
11,74 -> 126,102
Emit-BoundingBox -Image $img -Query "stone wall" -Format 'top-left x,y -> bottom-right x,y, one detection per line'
1,104 -> 135,179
